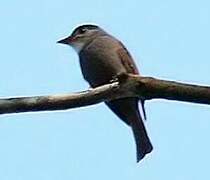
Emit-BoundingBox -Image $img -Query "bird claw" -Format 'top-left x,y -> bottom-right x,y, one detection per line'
111,72 -> 129,84
109,76 -> 119,83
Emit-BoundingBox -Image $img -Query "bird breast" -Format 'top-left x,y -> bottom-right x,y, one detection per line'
79,36 -> 127,87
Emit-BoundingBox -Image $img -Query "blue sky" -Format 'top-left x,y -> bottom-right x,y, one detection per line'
0,0 -> 210,179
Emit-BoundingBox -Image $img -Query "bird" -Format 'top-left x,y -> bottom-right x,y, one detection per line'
57,24 -> 153,162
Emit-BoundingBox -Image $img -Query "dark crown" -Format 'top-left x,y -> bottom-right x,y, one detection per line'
71,24 -> 99,35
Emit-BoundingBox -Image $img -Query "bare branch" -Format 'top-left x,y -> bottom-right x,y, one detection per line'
0,82 -> 120,114
127,74 -> 210,104
0,74 -> 210,115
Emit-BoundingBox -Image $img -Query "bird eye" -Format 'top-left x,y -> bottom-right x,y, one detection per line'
79,28 -> 87,34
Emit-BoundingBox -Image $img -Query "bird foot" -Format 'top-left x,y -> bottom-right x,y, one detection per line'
110,72 -> 129,84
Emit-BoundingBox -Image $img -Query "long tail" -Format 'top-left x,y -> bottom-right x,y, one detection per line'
105,98 -> 153,162
131,113 -> 153,162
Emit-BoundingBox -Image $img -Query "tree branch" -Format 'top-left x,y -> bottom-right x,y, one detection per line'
0,74 -> 210,115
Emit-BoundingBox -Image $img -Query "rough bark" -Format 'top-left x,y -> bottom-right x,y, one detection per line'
0,74 -> 210,115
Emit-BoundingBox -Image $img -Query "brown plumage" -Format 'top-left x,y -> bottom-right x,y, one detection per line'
58,24 -> 153,162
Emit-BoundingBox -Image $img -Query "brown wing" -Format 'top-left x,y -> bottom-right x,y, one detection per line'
117,42 -> 147,120
117,42 -> 139,74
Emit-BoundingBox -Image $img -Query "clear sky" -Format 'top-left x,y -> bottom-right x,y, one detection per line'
0,0 -> 210,179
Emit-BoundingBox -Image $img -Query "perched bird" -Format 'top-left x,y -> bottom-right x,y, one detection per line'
57,24 -> 153,162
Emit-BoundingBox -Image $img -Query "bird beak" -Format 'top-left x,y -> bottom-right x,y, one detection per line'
57,36 -> 74,45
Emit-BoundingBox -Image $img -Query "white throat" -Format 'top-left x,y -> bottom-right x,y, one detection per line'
71,42 -> 85,53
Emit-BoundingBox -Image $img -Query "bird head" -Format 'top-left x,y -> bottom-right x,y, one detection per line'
57,24 -> 105,53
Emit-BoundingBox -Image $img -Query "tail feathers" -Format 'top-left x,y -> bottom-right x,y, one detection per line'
105,98 -> 152,162
131,119 -> 153,162
140,100 -> 147,120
